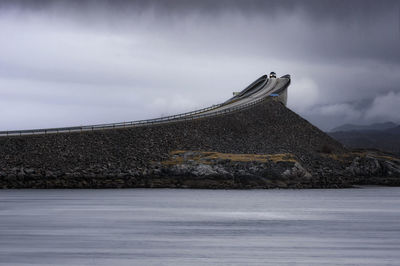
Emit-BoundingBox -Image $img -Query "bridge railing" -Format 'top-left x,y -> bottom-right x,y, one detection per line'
0,77 -> 290,137
0,97 -> 268,137
0,102 -> 226,136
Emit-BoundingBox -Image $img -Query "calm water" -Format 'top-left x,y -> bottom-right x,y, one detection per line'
0,187 -> 400,266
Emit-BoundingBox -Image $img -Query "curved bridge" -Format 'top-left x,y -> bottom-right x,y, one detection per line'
0,74 -> 291,136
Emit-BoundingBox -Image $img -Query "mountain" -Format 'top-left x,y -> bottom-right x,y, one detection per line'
329,124 -> 400,155
331,122 -> 397,132
386,125 -> 400,134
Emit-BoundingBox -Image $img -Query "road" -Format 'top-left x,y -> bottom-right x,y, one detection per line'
199,76 -> 289,116
0,74 -> 290,136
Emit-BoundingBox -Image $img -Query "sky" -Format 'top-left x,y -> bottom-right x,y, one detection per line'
0,0 -> 399,131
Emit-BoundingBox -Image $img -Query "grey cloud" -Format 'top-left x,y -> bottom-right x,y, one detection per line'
2,0 -> 397,27
4,0 -> 398,64
0,0 -> 399,130
300,91 -> 400,131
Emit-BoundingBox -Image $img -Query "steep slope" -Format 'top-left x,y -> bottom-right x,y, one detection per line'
0,99 -> 345,167
1,98 -> 399,188
0,98 -> 348,188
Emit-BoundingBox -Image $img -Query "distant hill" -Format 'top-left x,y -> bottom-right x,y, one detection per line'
386,126 -> 400,134
329,123 -> 400,155
330,122 -> 397,132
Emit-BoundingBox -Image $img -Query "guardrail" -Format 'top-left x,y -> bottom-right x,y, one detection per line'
0,76 -> 290,137
0,97 -> 268,137
0,102 -> 225,137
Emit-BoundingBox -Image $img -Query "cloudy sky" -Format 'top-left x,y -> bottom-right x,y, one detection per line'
0,0 -> 399,131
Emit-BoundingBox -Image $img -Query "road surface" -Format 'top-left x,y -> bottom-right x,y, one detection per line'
0,75 -> 291,136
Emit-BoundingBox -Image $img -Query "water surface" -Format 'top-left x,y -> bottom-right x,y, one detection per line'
1,187 -> 400,265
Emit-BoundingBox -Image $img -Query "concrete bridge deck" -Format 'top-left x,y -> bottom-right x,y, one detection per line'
0,74 -> 290,136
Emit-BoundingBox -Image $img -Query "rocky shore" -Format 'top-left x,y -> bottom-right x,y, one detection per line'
1,99 -> 399,189
1,149 -> 399,189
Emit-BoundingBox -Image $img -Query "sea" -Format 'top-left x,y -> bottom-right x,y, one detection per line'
1,187 -> 399,266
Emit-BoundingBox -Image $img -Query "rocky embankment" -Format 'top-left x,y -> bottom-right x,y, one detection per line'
143,150 -> 400,188
0,99 -> 399,189
344,150 -> 400,186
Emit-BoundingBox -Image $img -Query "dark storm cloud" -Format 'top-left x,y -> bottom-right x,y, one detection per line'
2,0 -> 398,63
2,0 -> 396,22
0,0 -> 399,130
